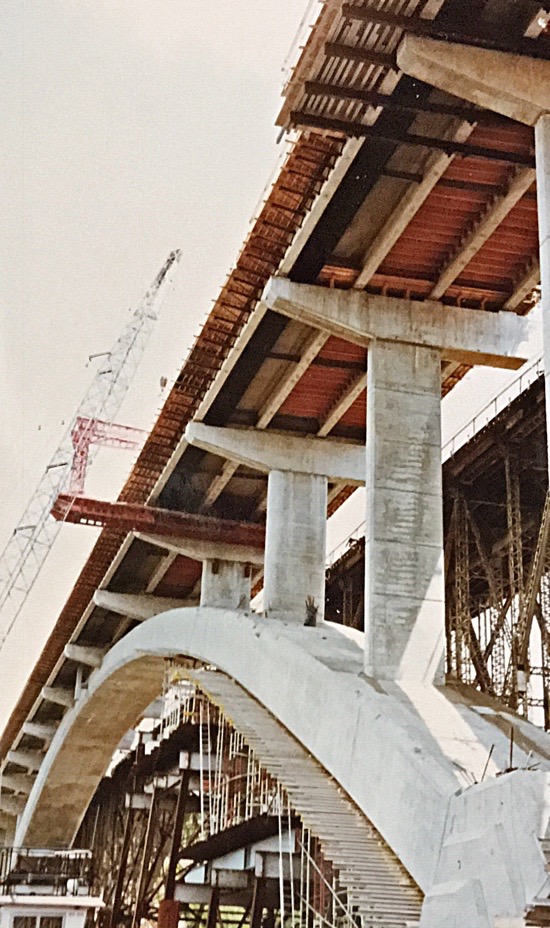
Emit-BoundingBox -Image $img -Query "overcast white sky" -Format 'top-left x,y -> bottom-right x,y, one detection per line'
0,1 -> 542,725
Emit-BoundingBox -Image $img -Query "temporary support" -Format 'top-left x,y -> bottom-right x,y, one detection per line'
186,423 -> 365,623
537,114 -> 550,476
262,277 -> 531,681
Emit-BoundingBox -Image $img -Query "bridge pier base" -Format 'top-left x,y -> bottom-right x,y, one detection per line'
365,339 -> 445,684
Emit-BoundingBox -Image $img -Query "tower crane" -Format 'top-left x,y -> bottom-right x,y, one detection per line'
0,249 -> 182,651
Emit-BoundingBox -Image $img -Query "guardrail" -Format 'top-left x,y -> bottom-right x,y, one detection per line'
442,354 -> 544,461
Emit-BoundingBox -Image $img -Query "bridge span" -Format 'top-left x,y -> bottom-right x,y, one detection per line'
2,1 -> 550,927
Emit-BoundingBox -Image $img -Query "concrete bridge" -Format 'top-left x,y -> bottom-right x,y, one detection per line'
2,1 -> 550,926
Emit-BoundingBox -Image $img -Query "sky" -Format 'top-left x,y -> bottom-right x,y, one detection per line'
0,1 -> 543,726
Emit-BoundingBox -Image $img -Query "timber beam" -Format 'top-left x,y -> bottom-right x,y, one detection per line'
263,278 -> 532,370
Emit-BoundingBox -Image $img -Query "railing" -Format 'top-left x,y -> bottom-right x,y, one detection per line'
325,354 -> 546,571
0,847 -> 92,896
442,354 -> 544,461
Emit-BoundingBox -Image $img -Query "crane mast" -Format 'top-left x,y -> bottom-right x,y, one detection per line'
0,249 -> 182,650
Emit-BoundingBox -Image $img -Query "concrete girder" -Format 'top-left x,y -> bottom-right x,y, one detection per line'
504,260 -> 541,311
93,590 -> 194,621
13,608 -> 550,928
264,278 -> 531,369
353,123 -> 474,289
317,372 -> 368,438
185,423 -> 365,484
397,35 -> 550,126
429,167 -> 536,300
200,330 -> 328,509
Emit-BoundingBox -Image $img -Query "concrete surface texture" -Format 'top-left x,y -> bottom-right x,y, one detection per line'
200,559 -> 251,610
263,277 -> 533,368
185,422 -> 365,484
365,340 -> 445,684
263,470 -> 327,623
13,608 -> 550,926
397,35 -> 550,126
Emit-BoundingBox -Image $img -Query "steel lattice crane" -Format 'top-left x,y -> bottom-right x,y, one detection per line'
0,249 -> 182,650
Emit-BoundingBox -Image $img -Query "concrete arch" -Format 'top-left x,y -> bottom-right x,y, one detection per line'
15,607 -> 550,908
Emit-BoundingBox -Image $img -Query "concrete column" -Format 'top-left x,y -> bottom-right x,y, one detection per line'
365,340 -> 445,684
536,114 -> 550,474
263,470 -> 327,624
200,559 -> 251,611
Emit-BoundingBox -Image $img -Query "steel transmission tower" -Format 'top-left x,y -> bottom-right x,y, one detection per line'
0,249 -> 182,649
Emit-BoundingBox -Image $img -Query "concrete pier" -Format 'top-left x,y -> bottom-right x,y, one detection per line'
200,559 -> 251,611
186,422 -> 365,624
263,470 -> 327,624
365,340 -> 444,684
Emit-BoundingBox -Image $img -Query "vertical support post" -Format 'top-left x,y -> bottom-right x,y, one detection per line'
109,805 -> 135,928
165,769 -> 190,900
200,560 -> 251,610
206,886 -> 220,928
263,471 -> 327,623
536,114 -> 550,474
364,339 -> 445,684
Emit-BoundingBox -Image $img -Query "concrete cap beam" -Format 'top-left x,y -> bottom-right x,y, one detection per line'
21,721 -> 58,742
93,590 -> 195,621
185,423 -> 365,484
41,686 -> 75,710
263,277 -> 532,370
6,749 -> 43,772
64,644 -> 105,668
0,794 -> 26,817
135,532 -> 264,566
397,35 -> 550,126
1,773 -> 35,795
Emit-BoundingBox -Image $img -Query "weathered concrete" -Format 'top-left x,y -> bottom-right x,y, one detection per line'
537,115 -> 550,475
14,606 -> 550,928
200,559 -> 251,611
397,35 -> 550,126
185,423 -> 365,484
365,340 -> 445,684
135,532 -> 264,565
263,278 -> 532,368
186,423 -> 352,623
263,470 -> 327,623
93,590 -> 194,621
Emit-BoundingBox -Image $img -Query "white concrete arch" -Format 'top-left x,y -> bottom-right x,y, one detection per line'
14,607 -> 550,926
